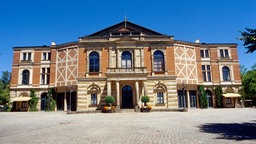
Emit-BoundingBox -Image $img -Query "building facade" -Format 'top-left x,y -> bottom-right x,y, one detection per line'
10,21 -> 242,111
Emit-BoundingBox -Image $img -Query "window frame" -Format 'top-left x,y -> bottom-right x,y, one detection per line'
41,68 -> 50,85
42,52 -> 51,61
226,98 -> 231,104
222,66 -> 231,81
202,65 -> 212,82
157,92 -> 164,104
121,51 -> 132,68
22,70 -> 30,85
153,50 -> 165,72
200,49 -> 210,58
219,48 -> 230,58
91,94 -> 97,105
21,52 -> 32,61
89,51 -> 100,72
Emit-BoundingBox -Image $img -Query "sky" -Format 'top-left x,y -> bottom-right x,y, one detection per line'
0,0 -> 256,73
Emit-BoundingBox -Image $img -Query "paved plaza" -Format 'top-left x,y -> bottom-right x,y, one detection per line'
0,108 -> 255,144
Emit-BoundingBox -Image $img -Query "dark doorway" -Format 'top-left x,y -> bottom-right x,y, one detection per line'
206,90 -> 213,108
189,90 -> 197,108
178,90 -> 187,108
41,93 -> 48,111
66,91 -> 77,111
122,85 -> 133,108
55,92 -> 64,111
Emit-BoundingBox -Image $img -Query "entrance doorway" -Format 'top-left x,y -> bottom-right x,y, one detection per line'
40,93 -> 48,111
55,92 -> 64,111
122,85 -> 133,108
189,90 -> 197,108
206,90 -> 213,108
66,91 -> 77,111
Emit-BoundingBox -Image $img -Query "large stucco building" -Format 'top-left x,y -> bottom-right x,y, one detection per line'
10,20 -> 242,111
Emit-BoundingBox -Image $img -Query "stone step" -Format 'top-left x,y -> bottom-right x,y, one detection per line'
119,109 -> 135,113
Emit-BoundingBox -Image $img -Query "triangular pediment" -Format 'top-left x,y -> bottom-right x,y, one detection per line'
87,20 -> 164,37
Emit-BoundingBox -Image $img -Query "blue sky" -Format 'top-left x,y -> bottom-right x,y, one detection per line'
0,0 -> 256,73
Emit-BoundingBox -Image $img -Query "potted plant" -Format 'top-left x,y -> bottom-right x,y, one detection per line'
102,96 -> 115,113
141,96 -> 151,112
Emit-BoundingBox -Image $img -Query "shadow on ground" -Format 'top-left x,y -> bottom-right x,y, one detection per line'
199,122 -> 256,141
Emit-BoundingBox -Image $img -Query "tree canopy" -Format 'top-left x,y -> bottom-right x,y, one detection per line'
240,64 -> 256,99
0,71 -> 11,105
238,28 -> 256,53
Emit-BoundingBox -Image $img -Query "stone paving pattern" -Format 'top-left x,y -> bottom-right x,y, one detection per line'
0,108 -> 255,144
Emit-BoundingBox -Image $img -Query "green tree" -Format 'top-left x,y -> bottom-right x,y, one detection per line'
141,96 -> 150,106
198,85 -> 208,108
46,88 -> 56,111
240,65 -> 248,78
105,96 -> 115,106
214,85 -> 223,108
29,89 -> 39,111
242,68 -> 256,99
238,28 -> 256,53
0,71 -> 11,105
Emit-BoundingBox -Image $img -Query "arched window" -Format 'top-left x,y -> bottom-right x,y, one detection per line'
153,50 -> 165,71
22,70 -> 29,85
121,51 -> 132,68
89,51 -> 99,72
222,66 -> 230,81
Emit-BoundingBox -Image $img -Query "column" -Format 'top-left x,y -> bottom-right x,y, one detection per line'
116,81 -> 120,106
186,88 -> 190,109
108,47 -> 112,67
140,48 -> 144,67
64,90 -> 67,111
116,49 -> 120,68
135,81 -> 139,106
107,81 -> 111,96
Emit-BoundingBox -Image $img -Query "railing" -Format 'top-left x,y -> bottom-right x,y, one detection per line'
107,67 -> 147,74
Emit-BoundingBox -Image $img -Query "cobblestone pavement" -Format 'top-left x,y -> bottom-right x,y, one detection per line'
0,108 -> 255,144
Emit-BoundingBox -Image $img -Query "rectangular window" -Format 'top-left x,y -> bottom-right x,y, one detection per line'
43,53 -> 47,60
27,53 -> 31,60
157,92 -> 164,104
23,53 -> 26,60
22,102 -> 27,108
91,94 -> 97,105
42,52 -> 51,60
22,52 -> 32,61
41,68 -> 50,84
226,98 -> 231,104
202,65 -> 211,82
48,52 -> 51,60
200,49 -> 209,58
224,49 -> 229,58
220,49 -> 229,58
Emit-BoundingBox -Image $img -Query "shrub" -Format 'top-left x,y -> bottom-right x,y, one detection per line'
29,89 -> 39,111
141,96 -> 150,106
105,96 -> 115,105
214,85 -> 223,108
198,86 -> 208,108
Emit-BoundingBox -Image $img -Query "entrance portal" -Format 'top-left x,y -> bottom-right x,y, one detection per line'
122,85 -> 133,108
40,93 -> 48,111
